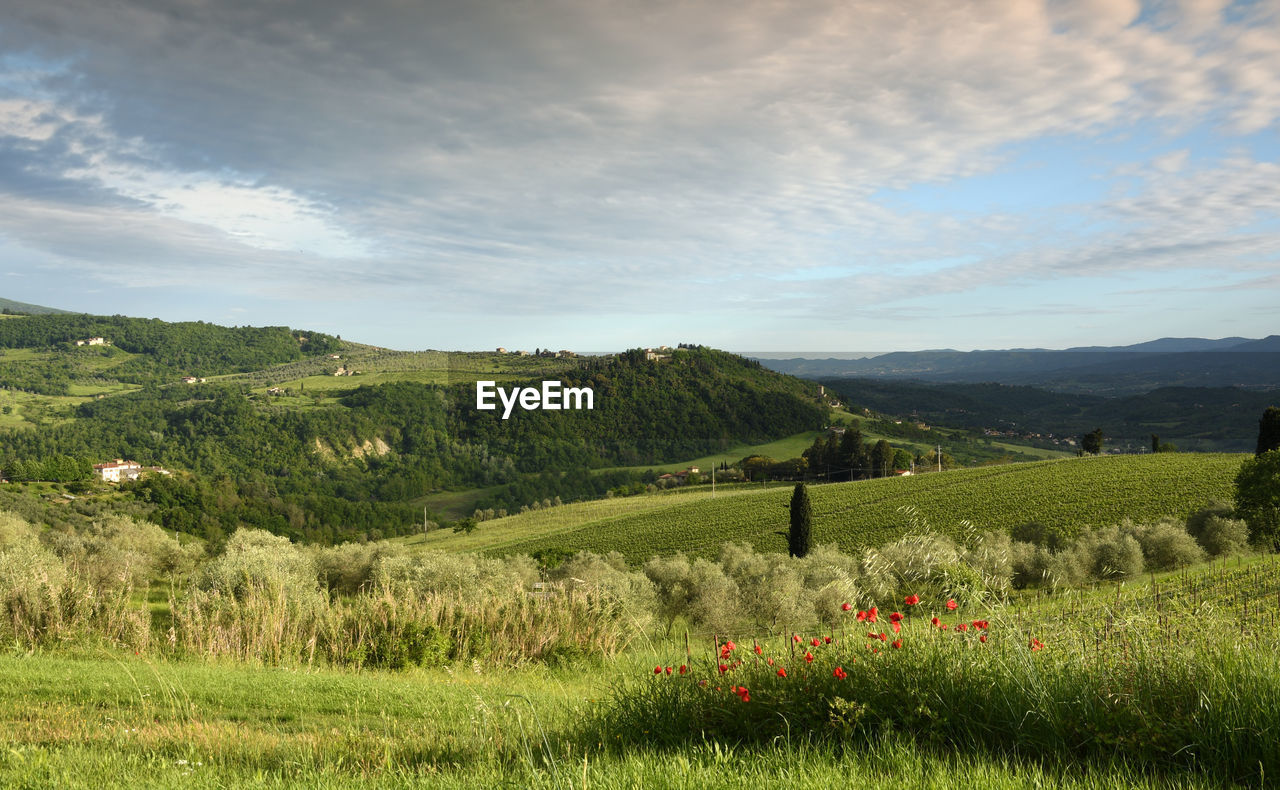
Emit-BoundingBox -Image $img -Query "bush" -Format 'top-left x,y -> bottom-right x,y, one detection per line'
1187,501 -> 1234,543
1126,519 -> 1205,571
1081,526 -> 1145,581
1198,515 -> 1250,557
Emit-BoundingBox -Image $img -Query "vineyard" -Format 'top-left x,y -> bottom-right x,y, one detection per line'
417,453 -> 1247,562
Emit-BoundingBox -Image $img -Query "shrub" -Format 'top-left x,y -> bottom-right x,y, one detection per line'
1010,540 -> 1054,588
1079,526 -> 1145,581
1126,518 -> 1205,571
1198,515 -> 1249,557
1187,501 -> 1234,543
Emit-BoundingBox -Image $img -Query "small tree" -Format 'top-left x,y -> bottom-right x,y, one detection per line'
1235,450 -> 1280,551
788,482 -> 812,558
1081,428 -> 1104,455
1257,406 -> 1280,456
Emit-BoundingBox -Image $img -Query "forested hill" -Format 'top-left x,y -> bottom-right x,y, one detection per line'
0,313 -> 342,393
0,344 -> 828,544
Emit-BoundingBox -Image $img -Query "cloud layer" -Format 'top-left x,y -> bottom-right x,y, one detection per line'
0,0 -> 1278,347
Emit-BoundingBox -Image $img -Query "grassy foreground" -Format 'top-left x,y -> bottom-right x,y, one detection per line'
3,554 -> 1277,788
0,653 -> 1248,789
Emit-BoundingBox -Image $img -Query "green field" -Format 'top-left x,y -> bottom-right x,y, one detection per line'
2,553 -> 1277,788
407,453 -> 1246,562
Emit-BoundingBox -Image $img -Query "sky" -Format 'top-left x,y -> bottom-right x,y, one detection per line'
1,0 -> 1278,353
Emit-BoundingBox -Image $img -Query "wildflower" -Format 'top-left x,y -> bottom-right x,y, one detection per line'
856,610 -> 868,622
956,623 -> 969,632
878,632 -> 887,642
792,634 -> 801,643
654,666 -> 662,675
946,599 -> 958,611
718,663 -> 729,673
979,634 -> 987,643
665,666 -> 673,675
904,594 -> 920,606
767,657 -> 774,666
811,637 -> 820,647
724,640 -> 736,652
842,603 -> 853,611
805,651 -> 815,663
777,667 -> 787,677
889,611 -> 904,623
931,617 -> 941,627
1029,638 -> 1045,652
868,607 -> 879,623
892,639 -> 902,649
754,644 -> 763,655
679,664 -> 688,675
833,666 -> 847,679
823,636 -> 832,644
891,621 -> 901,634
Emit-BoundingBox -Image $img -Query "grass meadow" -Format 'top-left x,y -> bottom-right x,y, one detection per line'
2,550 -> 1277,788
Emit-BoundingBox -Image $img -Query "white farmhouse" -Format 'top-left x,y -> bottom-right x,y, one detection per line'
93,459 -> 143,483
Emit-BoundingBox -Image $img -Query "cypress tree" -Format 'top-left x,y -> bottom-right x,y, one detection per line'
1257,407 -> 1280,456
789,481 -> 812,558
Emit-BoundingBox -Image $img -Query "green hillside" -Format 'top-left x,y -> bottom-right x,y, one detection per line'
409,453 -> 1246,562
0,297 -> 71,315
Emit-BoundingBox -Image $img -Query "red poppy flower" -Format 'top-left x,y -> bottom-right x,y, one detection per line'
833,666 -> 847,679
767,657 -> 774,666
679,664 -> 688,674
931,616 -> 941,627
777,667 -> 787,677
979,634 -> 987,643
754,644 -> 763,655
811,637 -> 820,647
904,594 -> 920,606
724,640 -> 736,652
805,651 -> 814,663
946,599 -> 958,611
792,634 -> 801,643
1029,638 -> 1044,652
718,663 -> 728,673
892,639 -> 902,649
868,607 -> 879,623
842,602 -> 853,611
889,611 -> 903,623
856,610 -> 868,622
665,666 -> 673,675
878,632 -> 887,642
956,623 -> 969,632
891,621 -> 901,634
654,666 -> 662,674
823,636 -> 832,644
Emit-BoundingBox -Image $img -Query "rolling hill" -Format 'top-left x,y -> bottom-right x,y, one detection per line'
402,453 -> 1245,562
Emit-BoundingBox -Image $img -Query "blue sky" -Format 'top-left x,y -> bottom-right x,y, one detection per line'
1,0 -> 1278,352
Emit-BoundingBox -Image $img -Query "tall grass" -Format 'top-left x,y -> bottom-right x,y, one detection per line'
592,607 -> 1280,785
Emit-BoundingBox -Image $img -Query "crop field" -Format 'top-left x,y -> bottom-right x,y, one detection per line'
419,453 -> 1246,562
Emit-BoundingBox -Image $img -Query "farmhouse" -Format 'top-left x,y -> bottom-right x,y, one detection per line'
93,459 -> 142,483
181,376 -> 207,384
75,337 -> 108,346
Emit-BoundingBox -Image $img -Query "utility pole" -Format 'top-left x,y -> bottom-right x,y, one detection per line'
936,445 -> 942,473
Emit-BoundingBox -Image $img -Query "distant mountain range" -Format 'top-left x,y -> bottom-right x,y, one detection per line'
753,336 -> 1280,395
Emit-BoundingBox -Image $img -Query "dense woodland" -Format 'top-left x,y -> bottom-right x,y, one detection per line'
0,332 -> 828,544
